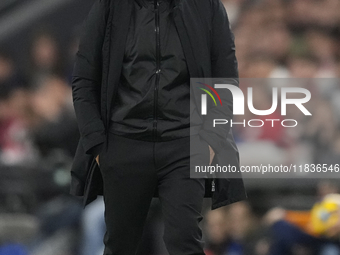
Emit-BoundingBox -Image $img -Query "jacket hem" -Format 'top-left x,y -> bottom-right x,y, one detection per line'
211,193 -> 248,210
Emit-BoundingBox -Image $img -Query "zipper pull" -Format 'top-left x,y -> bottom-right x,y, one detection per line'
211,180 -> 215,192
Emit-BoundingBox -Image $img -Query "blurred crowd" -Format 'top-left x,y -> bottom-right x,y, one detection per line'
230,0 -> 340,171
0,0 -> 340,254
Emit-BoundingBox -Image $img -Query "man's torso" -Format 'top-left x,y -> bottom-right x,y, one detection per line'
109,0 -> 191,142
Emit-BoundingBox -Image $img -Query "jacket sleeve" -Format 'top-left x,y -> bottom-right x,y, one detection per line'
198,0 -> 239,154
71,0 -> 108,156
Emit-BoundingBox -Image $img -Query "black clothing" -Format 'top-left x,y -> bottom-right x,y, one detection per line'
89,0 -> 190,157
70,0 -> 247,211
109,0 -> 190,142
99,132 -> 207,255
32,107 -> 80,157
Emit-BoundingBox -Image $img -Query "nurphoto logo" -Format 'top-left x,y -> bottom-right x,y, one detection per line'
197,82 -> 312,128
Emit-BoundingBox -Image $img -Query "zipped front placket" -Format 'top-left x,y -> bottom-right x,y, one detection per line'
153,0 -> 161,141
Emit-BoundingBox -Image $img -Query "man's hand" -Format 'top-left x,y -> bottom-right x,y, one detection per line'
208,145 -> 215,165
95,155 -> 99,166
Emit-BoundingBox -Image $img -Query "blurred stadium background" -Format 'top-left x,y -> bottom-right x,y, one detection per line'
0,0 -> 340,254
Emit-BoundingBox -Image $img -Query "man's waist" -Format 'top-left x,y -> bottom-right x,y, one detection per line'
108,120 -> 200,140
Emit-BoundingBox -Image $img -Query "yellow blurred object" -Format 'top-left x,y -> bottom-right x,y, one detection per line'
309,194 -> 340,237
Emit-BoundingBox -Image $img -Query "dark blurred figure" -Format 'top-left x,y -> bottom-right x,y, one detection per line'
27,29 -> 65,87
264,180 -> 340,255
28,74 -> 79,158
0,49 -> 34,165
204,201 -> 268,255
0,49 -> 27,88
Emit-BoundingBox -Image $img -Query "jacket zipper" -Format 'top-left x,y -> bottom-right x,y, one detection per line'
153,0 -> 161,141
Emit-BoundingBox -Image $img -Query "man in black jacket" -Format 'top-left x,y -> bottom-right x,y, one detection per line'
89,0 -> 200,155
71,0 -> 246,254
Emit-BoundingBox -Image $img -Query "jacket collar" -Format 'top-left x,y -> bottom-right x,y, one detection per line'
134,0 -> 179,9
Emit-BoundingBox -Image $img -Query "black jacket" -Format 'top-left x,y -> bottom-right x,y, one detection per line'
90,0 -> 192,155
109,0 -> 191,142
70,0 -> 247,210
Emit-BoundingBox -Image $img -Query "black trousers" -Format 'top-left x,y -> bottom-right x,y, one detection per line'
98,131 -> 209,255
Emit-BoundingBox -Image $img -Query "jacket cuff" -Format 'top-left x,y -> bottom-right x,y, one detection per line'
81,132 -> 106,156
88,142 -> 104,157
198,129 -> 228,154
